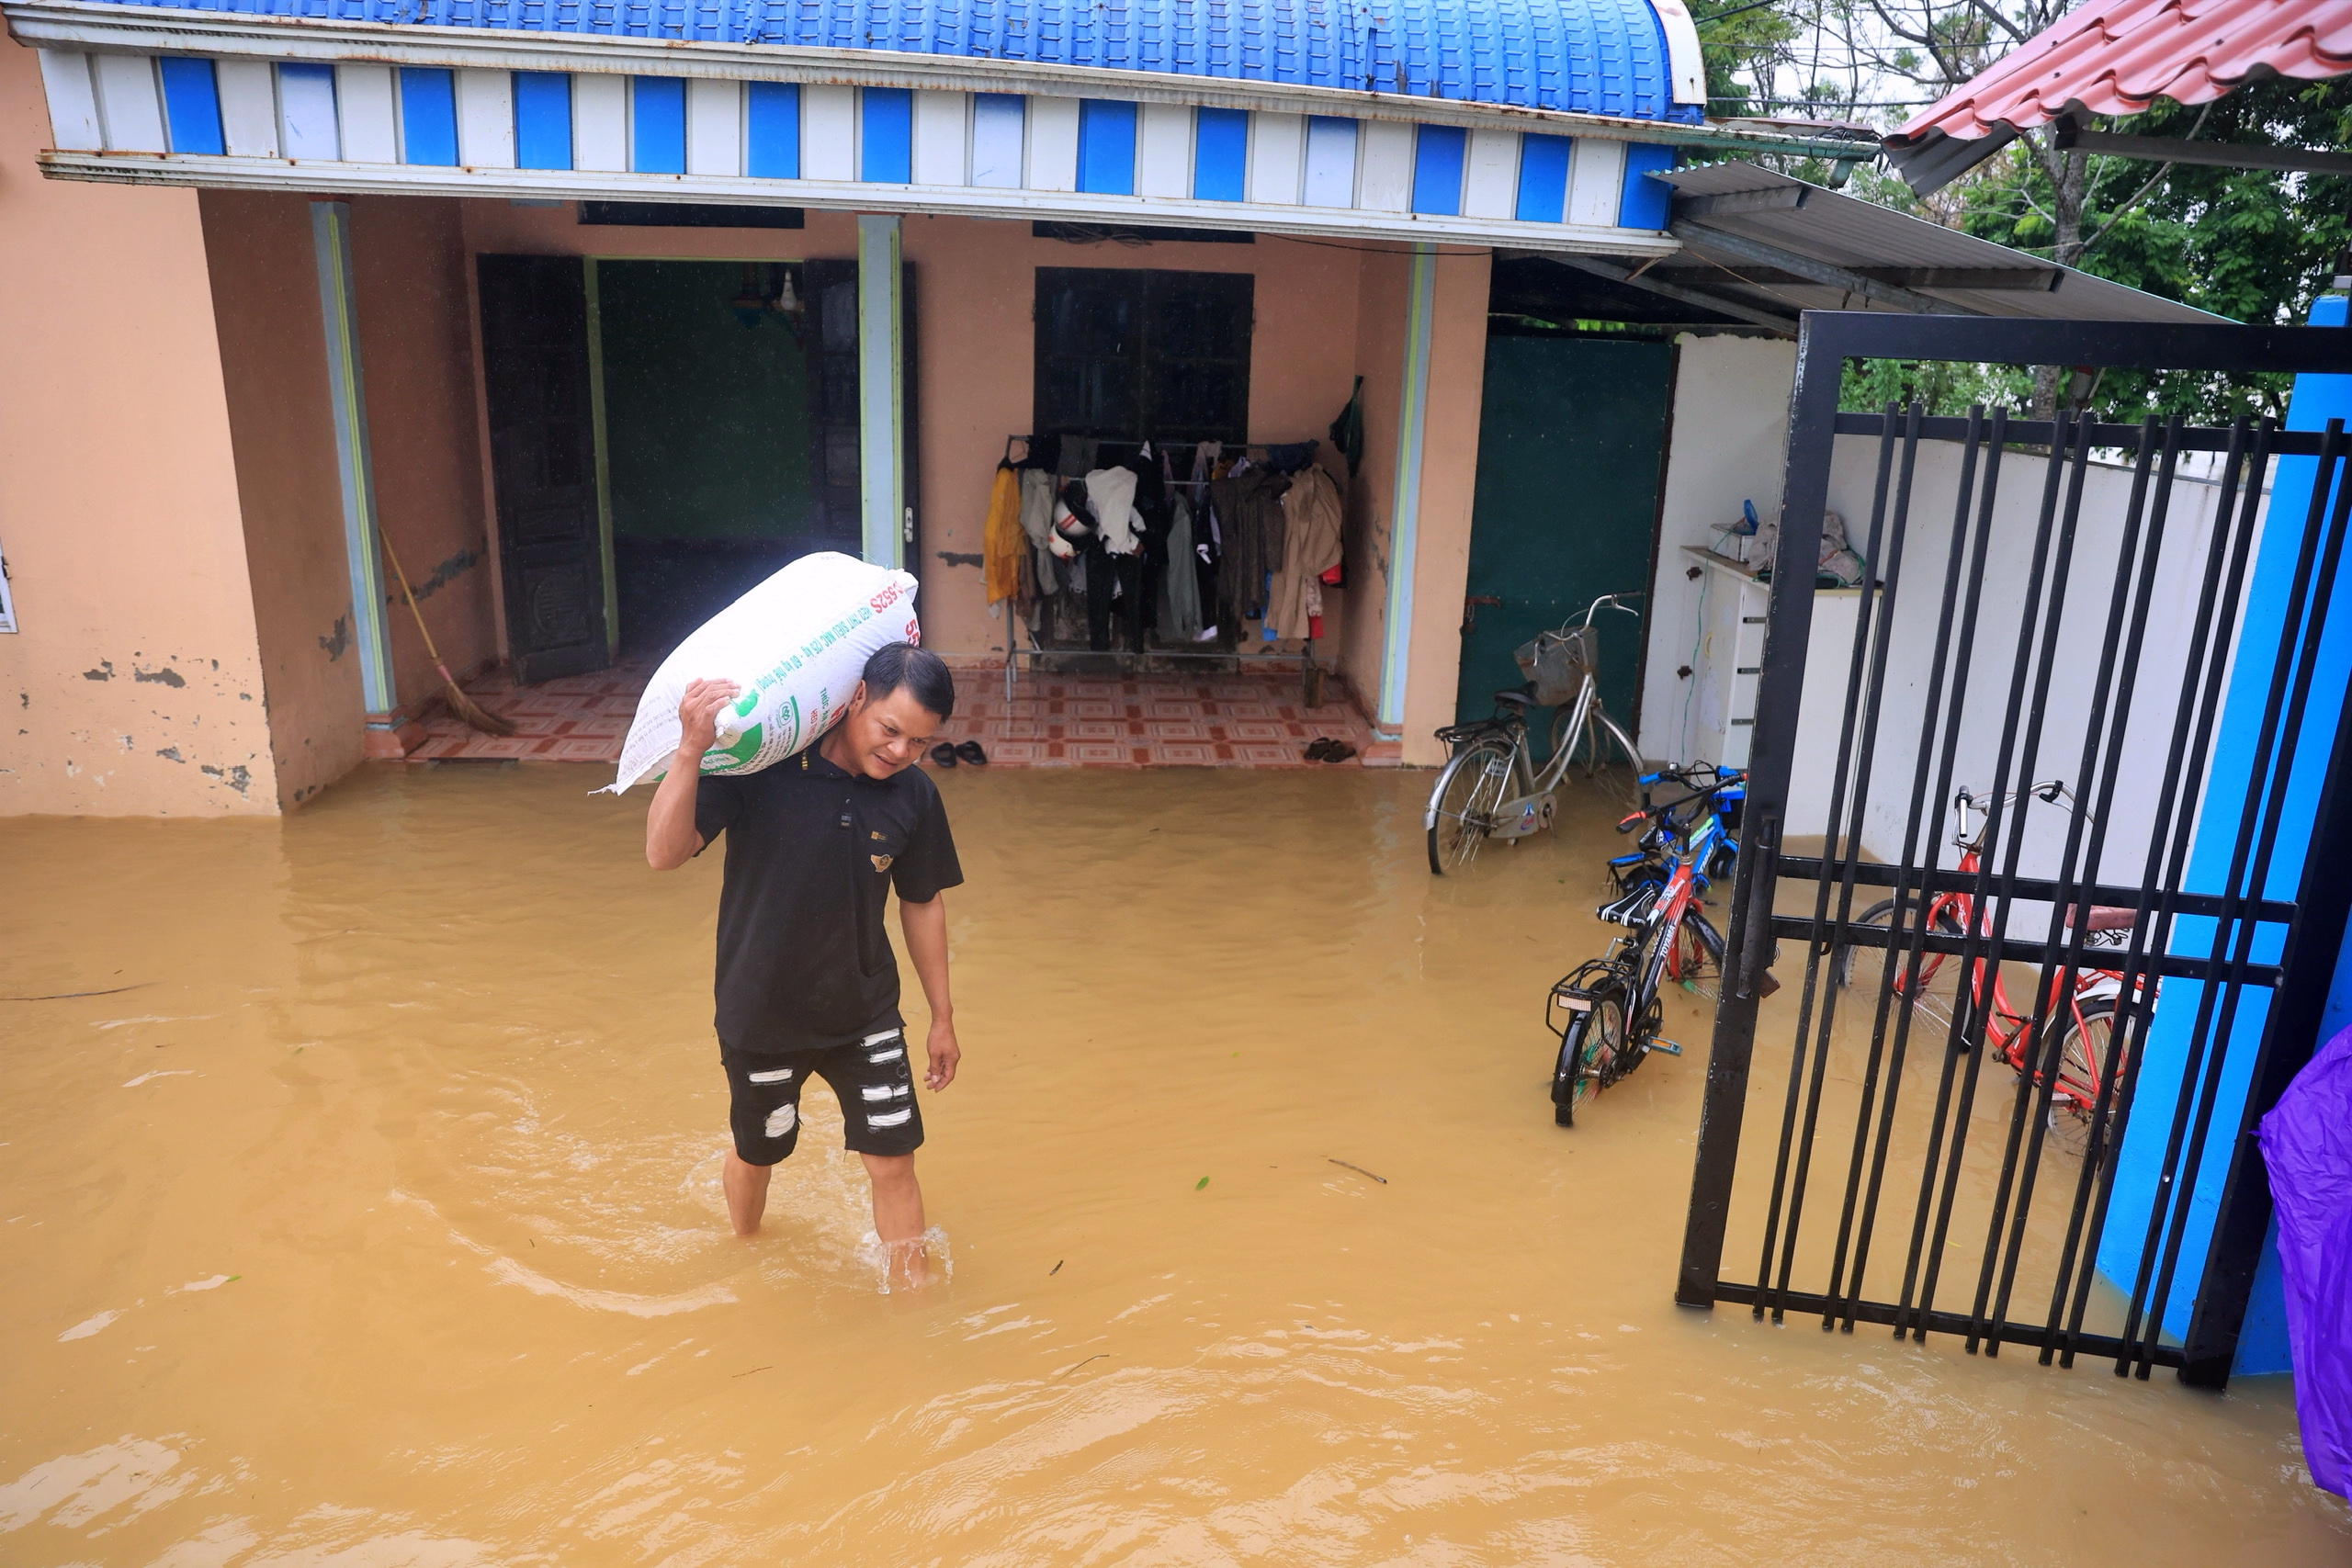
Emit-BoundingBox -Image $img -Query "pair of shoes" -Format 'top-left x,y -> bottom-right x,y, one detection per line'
930,740 -> 990,769
1304,737 -> 1358,763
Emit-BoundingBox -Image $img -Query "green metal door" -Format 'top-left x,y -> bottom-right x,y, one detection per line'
1454,334 -> 1673,736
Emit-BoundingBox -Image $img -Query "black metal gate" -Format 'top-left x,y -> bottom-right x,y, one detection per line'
1678,314 -> 2352,1389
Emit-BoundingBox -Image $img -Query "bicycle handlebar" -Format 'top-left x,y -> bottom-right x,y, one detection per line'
1578,592 -> 1645,628
1617,771 -> 1747,832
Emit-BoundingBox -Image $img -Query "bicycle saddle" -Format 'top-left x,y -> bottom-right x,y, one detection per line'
1493,685 -> 1536,708
2065,904 -> 2139,932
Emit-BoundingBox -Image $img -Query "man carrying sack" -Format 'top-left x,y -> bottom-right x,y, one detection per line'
644,642 -> 964,1290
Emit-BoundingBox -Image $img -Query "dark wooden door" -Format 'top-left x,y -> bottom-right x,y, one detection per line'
803,258 -> 863,550
1454,334 -> 1673,728
478,254 -> 609,683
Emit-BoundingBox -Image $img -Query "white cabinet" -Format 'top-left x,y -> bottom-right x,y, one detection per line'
1683,547 -> 1772,769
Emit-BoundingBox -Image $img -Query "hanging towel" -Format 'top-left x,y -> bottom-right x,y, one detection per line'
982,464 -> 1023,606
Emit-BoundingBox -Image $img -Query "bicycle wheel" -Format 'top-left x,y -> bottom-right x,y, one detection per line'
1668,909 -> 1726,990
2036,1000 -> 2123,1158
1834,898 -> 1967,1040
1551,980 -> 1630,1126
1427,736 -> 1515,875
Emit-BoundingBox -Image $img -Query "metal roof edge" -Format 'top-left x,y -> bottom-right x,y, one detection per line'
4,0 -> 1877,155
30,148 -> 1684,255
1658,163 -> 2232,325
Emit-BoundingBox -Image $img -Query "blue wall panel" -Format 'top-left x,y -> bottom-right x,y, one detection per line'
158,57 -> 224,156
746,81 -> 801,178
1194,106 -> 1247,201
633,76 -> 686,174
2098,292 -> 2352,1374
1411,124 -> 1465,216
861,86 -> 912,183
399,67 -> 458,165
514,70 -> 572,170
1077,98 -> 1138,196
1515,133 -> 1571,222
1619,141 -> 1675,229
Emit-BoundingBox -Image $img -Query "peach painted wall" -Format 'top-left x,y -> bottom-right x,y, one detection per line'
1400,247 -> 1493,767
446,205 -> 1370,682
0,42 -> 280,816
1332,244 -> 1491,766
199,190 -> 368,808
351,196 -> 499,713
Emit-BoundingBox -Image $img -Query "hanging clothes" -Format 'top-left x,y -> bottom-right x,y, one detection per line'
1267,465 -> 1342,639
1190,443 -> 1222,635
1270,465 -> 1345,639
982,463 -> 1023,606
1017,468 -> 1058,596
1159,491 -> 1204,641
1084,467 -> 1145,556
1210,465 -> 1291,628
1329,377 -> 1366,478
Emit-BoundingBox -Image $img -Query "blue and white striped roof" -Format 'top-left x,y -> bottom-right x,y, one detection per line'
46,0 -> 1708,123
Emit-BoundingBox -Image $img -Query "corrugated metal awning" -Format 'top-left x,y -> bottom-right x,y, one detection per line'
1510,163 -> 2224,332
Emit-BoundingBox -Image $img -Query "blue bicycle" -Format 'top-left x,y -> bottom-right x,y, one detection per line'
1545,764 -> 1747,1126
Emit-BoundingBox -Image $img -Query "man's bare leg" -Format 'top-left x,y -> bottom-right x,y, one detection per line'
862,1152 -> 929,1288
724,1150 -> 773,1237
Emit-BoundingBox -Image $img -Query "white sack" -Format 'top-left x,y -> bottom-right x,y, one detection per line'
605,552 -> 921,794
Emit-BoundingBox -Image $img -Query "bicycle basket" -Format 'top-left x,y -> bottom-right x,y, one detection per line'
1514,624 -> 1597,707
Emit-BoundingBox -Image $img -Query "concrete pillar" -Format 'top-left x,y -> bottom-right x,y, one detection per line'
309,201 -> 398,734
1375,243 -> 1435,736
857,212 -> 907,570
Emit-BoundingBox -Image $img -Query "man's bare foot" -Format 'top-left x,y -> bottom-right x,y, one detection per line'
883,1235 -> 930,1292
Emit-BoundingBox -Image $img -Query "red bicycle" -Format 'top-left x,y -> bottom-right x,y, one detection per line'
1832,783 -> 2143,1144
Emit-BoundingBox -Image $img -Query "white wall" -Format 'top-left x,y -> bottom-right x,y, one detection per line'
1639,334 -> 1797,760
1790,435 -> 2248,918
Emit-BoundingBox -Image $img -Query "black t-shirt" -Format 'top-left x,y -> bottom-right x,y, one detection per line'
693,747 -> 963,1053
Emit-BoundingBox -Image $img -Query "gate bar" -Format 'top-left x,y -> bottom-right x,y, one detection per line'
1679,314 -> 2352,1334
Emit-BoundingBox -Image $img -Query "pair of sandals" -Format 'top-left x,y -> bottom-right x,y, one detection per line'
930,740 -> 989,768
1304,737 -> 1357,763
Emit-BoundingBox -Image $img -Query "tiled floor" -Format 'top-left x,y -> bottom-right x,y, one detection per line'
408,662 -> 647,762
410,662 -> 1377,769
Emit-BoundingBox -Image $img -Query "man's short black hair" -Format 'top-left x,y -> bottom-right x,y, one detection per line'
861,642 -> 956,720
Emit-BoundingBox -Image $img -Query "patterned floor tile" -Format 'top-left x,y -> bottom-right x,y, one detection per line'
413,664 -> 1374,770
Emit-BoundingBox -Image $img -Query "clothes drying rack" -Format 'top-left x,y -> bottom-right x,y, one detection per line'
995,434 -> 1329,705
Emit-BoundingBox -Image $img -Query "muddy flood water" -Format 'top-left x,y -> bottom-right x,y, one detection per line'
4,763 -> 2345,1564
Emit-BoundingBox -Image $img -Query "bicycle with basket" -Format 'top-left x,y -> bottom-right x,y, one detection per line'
1425,592 -> 1644,875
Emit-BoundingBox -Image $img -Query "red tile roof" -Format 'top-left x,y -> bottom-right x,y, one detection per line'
1888,0 -> 2352,148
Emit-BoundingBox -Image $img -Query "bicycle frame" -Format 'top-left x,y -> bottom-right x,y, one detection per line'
1883,785 -> 2152,1115
1548,769 -> 1743,1119
1478,597 -> 1643,840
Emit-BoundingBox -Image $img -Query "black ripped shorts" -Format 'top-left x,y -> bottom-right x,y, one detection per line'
720,1029 -> 924,1166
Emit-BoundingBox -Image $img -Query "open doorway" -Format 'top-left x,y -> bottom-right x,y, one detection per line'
476,253 -> 860,682
598,260 -> 817,657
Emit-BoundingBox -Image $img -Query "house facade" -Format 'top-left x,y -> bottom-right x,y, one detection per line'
0,0 -> 2188,815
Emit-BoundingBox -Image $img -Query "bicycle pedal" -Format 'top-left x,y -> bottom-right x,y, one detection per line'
1650,1040 -> 1685,1055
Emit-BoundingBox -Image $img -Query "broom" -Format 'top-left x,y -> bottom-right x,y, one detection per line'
379,536 -> 515,737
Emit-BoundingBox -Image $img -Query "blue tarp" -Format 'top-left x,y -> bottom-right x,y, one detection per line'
2259,1023 -> 2352,1498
